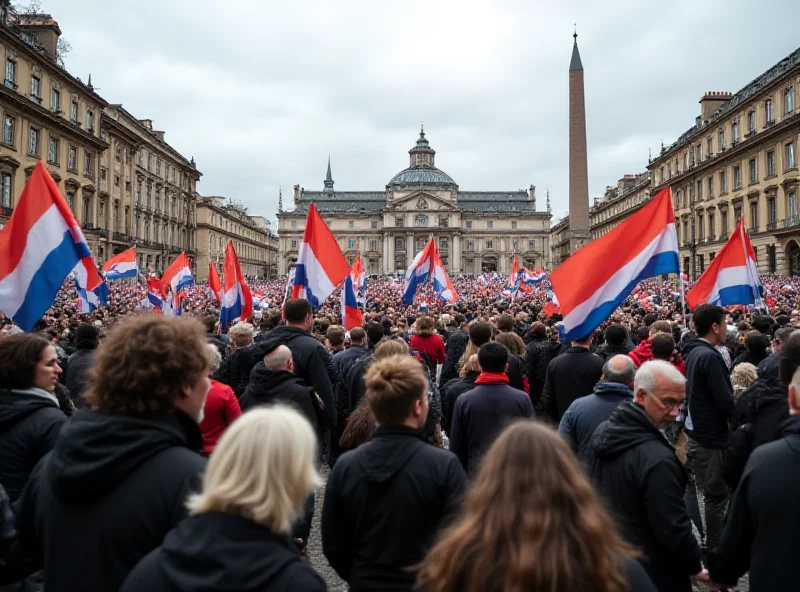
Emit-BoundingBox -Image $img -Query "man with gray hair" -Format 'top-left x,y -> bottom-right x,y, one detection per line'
589,360 -> 707,591
558,354 -> 635,462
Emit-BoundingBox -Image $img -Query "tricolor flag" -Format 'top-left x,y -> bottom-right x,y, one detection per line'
161,251 -> 194,316
147,276 -> 164,309
291,203 -> 350,308
102,247 -> 138,280
508,256 -> 520,287
402,238 -> 458,305
686,218 -> 763,309
74,256 -> 108,313
0,162 -> 102,330
341,274 -> 363,330
350,254 -> 367,293
550,186 -> 679,342
220,241 -> 253,327
208,262 -> 222,303
523,269 -> 548,284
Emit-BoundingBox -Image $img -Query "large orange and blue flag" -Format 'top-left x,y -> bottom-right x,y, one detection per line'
550,186 -> 679,341
220,241 -> 252,326
102,247 -> 138,280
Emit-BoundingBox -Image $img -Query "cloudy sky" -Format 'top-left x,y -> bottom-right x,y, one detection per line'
47,0 -> 800,222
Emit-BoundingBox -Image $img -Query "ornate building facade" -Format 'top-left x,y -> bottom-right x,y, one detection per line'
589,172 -> 651,239
277,129 -> 552,276
650,47 -> 800,277
196,196 -> 279,280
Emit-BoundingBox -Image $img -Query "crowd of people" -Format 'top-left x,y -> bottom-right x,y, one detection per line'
2,271 -> 800,590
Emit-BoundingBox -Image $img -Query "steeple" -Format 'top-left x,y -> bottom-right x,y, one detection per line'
324,155 -> 334,192
409,124 -> 435,168
569,25 -> 583,71
278,186 -> 283,212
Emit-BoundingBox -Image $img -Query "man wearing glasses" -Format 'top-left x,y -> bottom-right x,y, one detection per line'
589,360 -> 707,592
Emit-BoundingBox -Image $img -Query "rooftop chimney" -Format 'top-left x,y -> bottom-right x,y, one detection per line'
699,91 -> 733,122
14,13 -> 61,63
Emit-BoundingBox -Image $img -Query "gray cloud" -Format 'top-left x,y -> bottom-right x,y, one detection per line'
49,0 -> 800,222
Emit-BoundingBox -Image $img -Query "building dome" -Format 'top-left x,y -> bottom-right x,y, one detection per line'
388,126 -> 456,186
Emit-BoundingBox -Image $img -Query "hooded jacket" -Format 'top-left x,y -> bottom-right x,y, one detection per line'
322,426 -> 467,591
240,364 -> 318,431
8,409 -> 206,592
589,401 -> 702,592
757,350 -> 780,380
441,371 -> 479,433
595,342 -> 632,362
524,337 -> 560,407
120,512 -> 326,592
708,415 -> 800,590
63,348 -> 96,408
0,388 -> 65,502
439,327 -> 468,386
682,338 -> 735,448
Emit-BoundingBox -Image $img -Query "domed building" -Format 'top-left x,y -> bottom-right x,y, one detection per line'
277,128 -> 552,276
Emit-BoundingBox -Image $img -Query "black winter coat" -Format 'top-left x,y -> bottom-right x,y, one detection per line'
595,342 -> 632,362
63,348 -> 96,408
333,344 -> 368,428
524,338 -> 558,408
708,415 -> 800,590
228,341 -> 271,396
589,401 -> 703,592
120,512 -> 326,592
240,364 -> 318,431
439,328 -> 468,386
724,375 -> 788,490
322,426 -> 467,591
757,350 -> 780,380
0,389 -> 65,503
540,346 -> 604,423
441,371 -> 479,433
4,409 -> 206,591
683,338 -> 734,448
505,353 -> 526,392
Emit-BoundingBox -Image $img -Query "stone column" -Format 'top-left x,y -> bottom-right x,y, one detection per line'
382,234 -> 389,274
453,233 -> 462,272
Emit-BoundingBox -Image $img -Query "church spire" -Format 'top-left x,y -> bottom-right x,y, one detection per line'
324,155 -> 334,192
570,25 -> 583,71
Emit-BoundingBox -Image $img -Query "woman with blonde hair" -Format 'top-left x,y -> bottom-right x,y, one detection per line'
417,421 -> 656,592
120,406 -> 326,591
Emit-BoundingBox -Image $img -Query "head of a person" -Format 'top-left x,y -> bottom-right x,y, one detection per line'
648,320 -> 672,337
365,354 -> 428,430
205,343 -> 222,375
366,322 -> 385,348
283,299 -> 313,331
776,314 -> 790,328
780,331 -> 800,390
417,421 -> 636,592
349,326 -> 366,346
326,325 -> 346,350
84,317 -> 212,422
496,314 -> 514,333
773,326 -> 795,351
478,342 -> 509,374
530,321 -> 547,341
649,333 -> 676,361
263,344 -> 293,373
692,304 -> 727,345
643,313 -> 657,327
468,321 -> 492,348
604,324 -> 627,347
228,322 -> 255,351
455,313 -> 466,328
602,355 -> 635,387
635,325 -> 650,344
731,362 -> 758,397
201,315 -> 217,334
633,360 -> 686,428
572,332 -> 593,347
416,316 -> 435,337
460,354 -> 481,378
745,331 -> 769,356
752,315 -> 774,336
187,406 -> 321,535
0,333 -> 61,392
74,323 -> 100,351
374,339 -> 410,360
495,331 -> 525,356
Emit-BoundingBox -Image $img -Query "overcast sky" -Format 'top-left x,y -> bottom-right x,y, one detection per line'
46,0 -> 800,222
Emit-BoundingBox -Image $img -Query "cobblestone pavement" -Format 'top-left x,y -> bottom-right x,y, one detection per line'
307,466 -> 748,592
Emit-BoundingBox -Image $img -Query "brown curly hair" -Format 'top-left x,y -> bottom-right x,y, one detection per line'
84,316 -> 212,416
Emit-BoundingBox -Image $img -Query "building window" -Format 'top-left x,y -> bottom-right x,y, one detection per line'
747,111 -> 756,133
721,211 -> 728,236
84,152 -> 93,176
487,221 -> 493,229
767,150 -> 775,176
697,144 -> 703,162
395,238 -> 404,249
684,152 -> 690,170
85,110 -> 93,133
466,240 -> 474,250
415,215 -> 427,227
511,220 -> 517,229
789,191 -> 798,221
290,220 -> 297,229
70,100 -> 78,124
28,126 -> 39,156
465,221 -> 472,229
734,205 -> 742,223
765,98 -> 774,124
439,217 -> 449,228
707,137 -> 713,156
348,220 -> 354,229
291,239 -> 298,249
369,239 -> 377,251
707,176 -> 714,198
439,237 -> 448,250
486,240 -> 493,249
718,129 -> 725,150
786,87 -> 795,114
2,114 -> 13,145
787,143 -> 796,170
720,170 -> 727,194
768,197 -> 777,226
733,164 -> 741,189
708,213 -> 715,239
512,239 -> 518,250
4,59 -> 15,87
698,214 -> 705,241
30,75 -> 40,100
347,239 -> 355,249
697,180 -> 703,201
395,216 -> 404,227
114,143 -> 122,160
528,239 -> 535,250
47,136 -> 58,164
114,174 -> 120,187
732,120 -> 739,142
749,158 -> 757,183
682,219 -> 689,240
371,220 -> 377,229
67,145 -> 77,171
66,191 -> 74,211
750,202 -> 759,231
1,172 -> 11,207
50,88 -> 60,112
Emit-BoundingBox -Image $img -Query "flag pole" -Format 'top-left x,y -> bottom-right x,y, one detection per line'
678,258 -> 687,321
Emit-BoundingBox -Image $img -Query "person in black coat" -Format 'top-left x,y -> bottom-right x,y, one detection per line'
62,322 -> 99,408
439,315 -> 468,386
450,343 -> 534,476
524,322 -> 556,412
121,407 -> 326,592
540,334 -> 604,423
589,360 -> 706,592
440,354 -> 480,434
322,354 -> 467,592
756,325 -> 793,380
2,317 -> 210,592
0,333 -> 66,504
594,323 -> 632,361
731,330 -> 770,368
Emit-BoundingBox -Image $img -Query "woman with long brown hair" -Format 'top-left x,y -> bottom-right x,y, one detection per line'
417,421 -> 656,592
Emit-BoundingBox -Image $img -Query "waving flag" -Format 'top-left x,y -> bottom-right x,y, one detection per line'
74,255 -> 108,313
162,251 -> 194,296
208,262 -> 222,303
350,254 -> 367,293
147,276 -> 164,310
508,256 -> 520,287
403,238 -> 458,305
686,218 -> 763,309
102,247 -> 138,280
550,186 -> 679,342
220,241 -> 253,326
0,162 -> 100,330
291,203 -> 350,308
523,269 -> 548,284
341,274 -> 364,330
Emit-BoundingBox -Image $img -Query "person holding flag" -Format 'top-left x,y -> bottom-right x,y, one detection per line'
219,242 -> 253,328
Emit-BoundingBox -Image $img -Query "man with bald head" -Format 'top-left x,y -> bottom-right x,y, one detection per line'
558,354 -> 635,461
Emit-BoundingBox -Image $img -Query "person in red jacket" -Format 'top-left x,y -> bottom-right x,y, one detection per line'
199,344 -> 241,455
650,333 -> 687,375
410,316 -> 446,371
629,320 -> 683,369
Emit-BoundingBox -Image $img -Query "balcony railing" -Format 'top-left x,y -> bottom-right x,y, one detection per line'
113,231 -> 125,241
767,220 -> 778,231
98,229 -> 108,238
781,217 -> 800,230
720,231 -> 729,240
